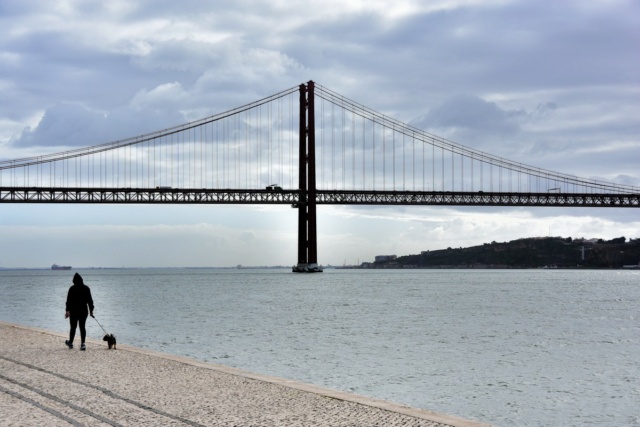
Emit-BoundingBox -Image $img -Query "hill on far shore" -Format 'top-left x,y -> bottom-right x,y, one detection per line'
369,236 -> 640,269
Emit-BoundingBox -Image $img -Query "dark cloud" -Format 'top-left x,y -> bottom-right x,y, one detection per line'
0,1 -> 34,16
324,1 -> 640,113
411,95 -> 523,134
405,95 -> 534,163
11,102 -> 184,147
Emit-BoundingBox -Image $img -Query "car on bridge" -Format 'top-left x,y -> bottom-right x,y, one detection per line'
266,184 -> 283,191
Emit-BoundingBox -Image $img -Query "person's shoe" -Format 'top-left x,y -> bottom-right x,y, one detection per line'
65,340 -> 73,349
80,343 -> 86,351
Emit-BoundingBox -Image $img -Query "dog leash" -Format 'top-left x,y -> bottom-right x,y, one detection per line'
93,316 -> 109,335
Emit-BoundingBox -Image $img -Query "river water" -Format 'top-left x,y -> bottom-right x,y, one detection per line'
1,268 -> 638,426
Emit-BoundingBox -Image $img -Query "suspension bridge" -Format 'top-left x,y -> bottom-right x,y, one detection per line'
1,81 -> 639,272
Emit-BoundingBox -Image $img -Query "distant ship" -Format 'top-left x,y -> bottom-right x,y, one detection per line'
51,264 -> 72,270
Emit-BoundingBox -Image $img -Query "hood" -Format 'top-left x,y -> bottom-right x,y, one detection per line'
72,273 -> 83,285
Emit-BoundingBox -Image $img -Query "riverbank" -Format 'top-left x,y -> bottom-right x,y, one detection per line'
0,322 -> 488,427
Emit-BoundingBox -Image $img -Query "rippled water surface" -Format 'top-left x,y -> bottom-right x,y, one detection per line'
1,268 -> 639,426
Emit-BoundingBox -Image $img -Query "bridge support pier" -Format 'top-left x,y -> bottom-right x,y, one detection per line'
293,81 -> 322,273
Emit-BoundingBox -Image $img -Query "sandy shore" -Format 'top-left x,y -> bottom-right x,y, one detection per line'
0,322 -> 490,426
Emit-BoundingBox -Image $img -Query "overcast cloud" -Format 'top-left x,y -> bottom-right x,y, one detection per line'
1,0 -> 638,267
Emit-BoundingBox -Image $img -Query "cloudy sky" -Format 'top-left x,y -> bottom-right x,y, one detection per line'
1,0 -> 639,268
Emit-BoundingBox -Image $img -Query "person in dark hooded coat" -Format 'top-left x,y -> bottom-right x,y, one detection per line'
65,273 -> 94,351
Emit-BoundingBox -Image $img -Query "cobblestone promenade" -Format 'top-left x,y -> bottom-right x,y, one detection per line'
0,322 -> 490,427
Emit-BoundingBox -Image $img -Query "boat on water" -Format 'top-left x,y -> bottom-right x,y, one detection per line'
51,264 -> 72,270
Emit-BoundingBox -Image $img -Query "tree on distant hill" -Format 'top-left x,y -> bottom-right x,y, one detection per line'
606,237 -> 626,244
379,236 -> 640,269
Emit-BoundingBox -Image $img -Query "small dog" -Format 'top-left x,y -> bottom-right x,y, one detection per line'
103,334 -> 117,349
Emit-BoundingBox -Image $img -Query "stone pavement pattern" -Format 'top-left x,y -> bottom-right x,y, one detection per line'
0,323 -> 490,427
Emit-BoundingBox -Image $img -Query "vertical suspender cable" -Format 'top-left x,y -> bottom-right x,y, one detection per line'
277,96 -> 282,189
237,112 -> 241,188
226,117 -> 230,188
216,119 -> 220,189
268,103 -> 272,186
321,98 -> 325,188
290,93 -> 294,189
451,149 -> 453,191
320,97 -> 324,188
173,132 -> 176,188
290,93 -> 293,189
373,120 -> 376,190
362,113 -> 365,190
245,110 -> 249,189
331,102 -> 335,189
392,126 -> 396,190
342,104 -> 345,190
352,109 -> 355,190
471,154 -> 474,192
441,146 -> 444,192
382,124 -> 385,191
412,133 -> 415,191
491,162 -> 495,193
234,113 -> 237,188
256,107 -> 260,188
461,153 -> 464,192
402,130 -> 405,191
256,105 -> 262,188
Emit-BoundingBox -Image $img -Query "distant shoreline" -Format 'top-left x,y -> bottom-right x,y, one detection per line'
0,266 -> 292,271
1,265 -> 638,271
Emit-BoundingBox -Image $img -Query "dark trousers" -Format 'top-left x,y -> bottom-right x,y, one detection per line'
69,312 -> 88,344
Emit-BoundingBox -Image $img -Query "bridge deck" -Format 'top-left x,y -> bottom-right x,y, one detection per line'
1,187 -> 639,207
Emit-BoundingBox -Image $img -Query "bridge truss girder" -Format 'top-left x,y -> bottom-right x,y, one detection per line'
0,188 -> 301,204
315,190 -> 640,207
1,187 -> 638,207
